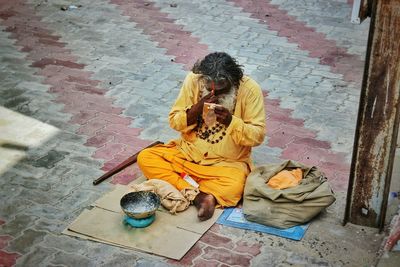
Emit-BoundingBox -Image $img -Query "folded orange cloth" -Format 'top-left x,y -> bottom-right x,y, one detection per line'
267,168 -> 303,189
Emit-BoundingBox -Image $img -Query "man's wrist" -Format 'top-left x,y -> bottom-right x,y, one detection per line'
187,105 -> 201,125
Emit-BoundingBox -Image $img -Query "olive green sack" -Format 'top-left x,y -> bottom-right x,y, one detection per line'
242,160 -> 336,228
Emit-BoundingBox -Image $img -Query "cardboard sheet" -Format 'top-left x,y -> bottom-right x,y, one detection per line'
64,181 -> 222,260
92,183 -> 220,235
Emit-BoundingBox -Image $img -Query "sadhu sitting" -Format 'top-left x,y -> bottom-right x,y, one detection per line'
137,52 -> 266,221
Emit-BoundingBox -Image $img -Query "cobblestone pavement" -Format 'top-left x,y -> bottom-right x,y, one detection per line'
0,0 -> 389,266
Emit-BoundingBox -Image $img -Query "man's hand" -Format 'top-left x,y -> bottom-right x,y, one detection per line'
214,106 -> 232,126
187,93 -> 218,125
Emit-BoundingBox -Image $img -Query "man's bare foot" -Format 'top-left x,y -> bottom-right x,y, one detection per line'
193,192 -> 216,221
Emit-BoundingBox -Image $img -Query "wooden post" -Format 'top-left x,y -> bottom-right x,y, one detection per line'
344,0 -> 400,229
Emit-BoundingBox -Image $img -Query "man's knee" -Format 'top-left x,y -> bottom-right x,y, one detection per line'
137,148 -> 153,169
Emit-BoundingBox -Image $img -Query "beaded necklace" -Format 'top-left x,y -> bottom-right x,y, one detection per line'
196,120 -> 227,144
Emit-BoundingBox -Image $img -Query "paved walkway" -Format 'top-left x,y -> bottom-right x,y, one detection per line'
0,0 -> 392,266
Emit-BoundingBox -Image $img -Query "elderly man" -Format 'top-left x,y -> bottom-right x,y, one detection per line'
137,52 -> 266,221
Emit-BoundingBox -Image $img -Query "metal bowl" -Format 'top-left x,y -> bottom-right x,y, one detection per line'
120,191 -> 161,219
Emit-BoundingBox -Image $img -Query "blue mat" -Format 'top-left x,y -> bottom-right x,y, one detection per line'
216,208 -> 309,241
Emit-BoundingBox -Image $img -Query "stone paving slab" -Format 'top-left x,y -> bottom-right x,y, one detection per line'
0,0 -> 392,266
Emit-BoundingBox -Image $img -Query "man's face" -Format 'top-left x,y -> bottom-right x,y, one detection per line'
203,76 -> 232,96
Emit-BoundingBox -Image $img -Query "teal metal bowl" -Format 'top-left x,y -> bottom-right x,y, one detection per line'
123,214 -> 156,228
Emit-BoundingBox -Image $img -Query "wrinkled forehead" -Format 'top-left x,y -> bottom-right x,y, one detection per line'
201,74 -> 227,82
201,75 -> 230,89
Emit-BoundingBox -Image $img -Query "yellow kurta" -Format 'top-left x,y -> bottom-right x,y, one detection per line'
137,72 -> 266,207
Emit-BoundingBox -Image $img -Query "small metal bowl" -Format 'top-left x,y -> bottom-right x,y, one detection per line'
120,191 -> 161,219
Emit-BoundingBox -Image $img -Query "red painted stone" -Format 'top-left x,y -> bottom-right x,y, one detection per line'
121,138 -> 154,153
208,224 -> 222,233
101,148 -> 146,172
266,120 -> 283,134
293,137 -> 331,149
167,242 -> 205,266
295,152 -> 321,167
113,145 -> 150,163
93,143 -> 126,160
267,112 -> 304,127
54,66 -> 94,79
233,240 -> 261,256
192,258 -> 220,267
262,91 -> 268,97
0,9 -> 17,20
69,110 -> 98,125
85,132 -> 115,148
306,147 -> 347,164
77,119 -> 109,136
267,131 -> 296,149
20,46 -> 33,52
110,165 -> 141,185
95,113 -> 131,125
86,102 -> 123,115
66,75 -> 100,86
279,124 -> 316,138
37,65 -> 64,78
38,38 -> 66,47
101,149 -> 141,171
199,231 -> 234,249
280,143 -> 310,161
101,158 -> 123,172
73,84 -> 105,95
33,32 -> 60,40
49,80 -> 105,95
112,133 -> 144,146
102,121 -> 140,133
318,161 -> 351,174
0,236 -> 12,249
58,93 -> 122,115
201,246 -> 252,266
265,98 -> 280,107
0,250 -> 20,267
50,82 -> 82,94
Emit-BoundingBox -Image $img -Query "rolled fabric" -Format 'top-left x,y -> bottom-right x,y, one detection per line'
130,179 -> 193,214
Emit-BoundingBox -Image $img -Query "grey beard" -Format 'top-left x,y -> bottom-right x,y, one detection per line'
201,87 -> 237,114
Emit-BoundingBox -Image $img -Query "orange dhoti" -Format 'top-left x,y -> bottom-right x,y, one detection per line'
137,145 -> 246,207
